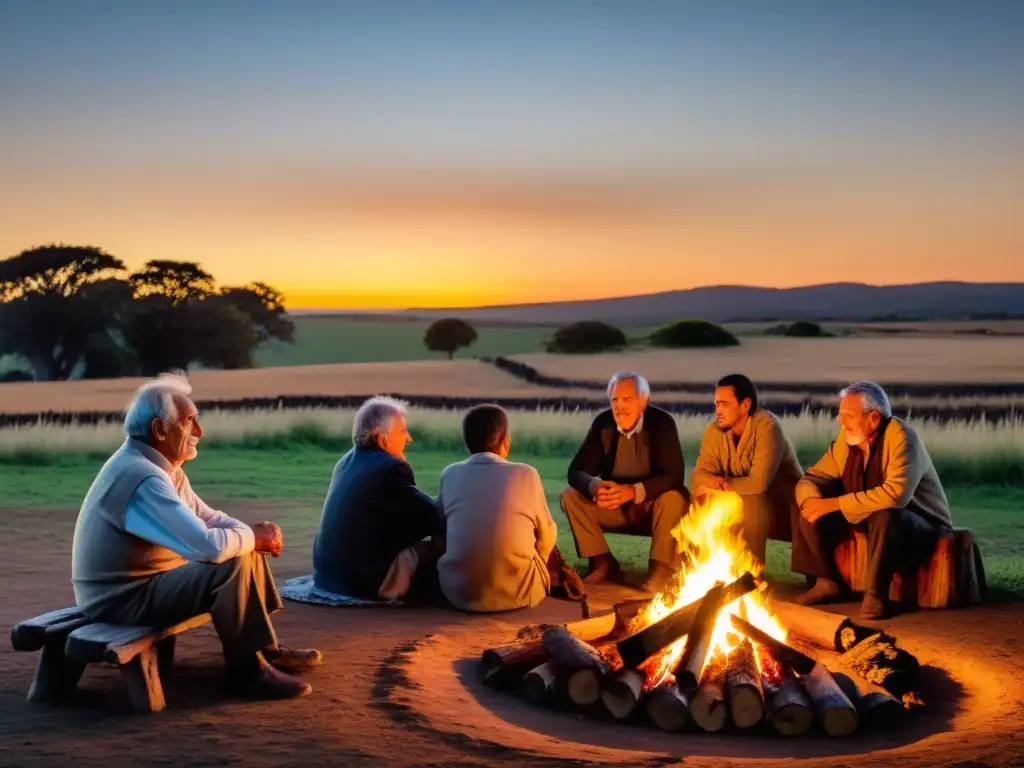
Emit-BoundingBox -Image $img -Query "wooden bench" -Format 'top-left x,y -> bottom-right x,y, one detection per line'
11,607 -> 212,713
835,526 -> 987,609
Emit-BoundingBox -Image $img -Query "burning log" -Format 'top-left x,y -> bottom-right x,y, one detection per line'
725,640 -> 765,728
766,669 -> 813,736
728,614 -> 815,674
799,664 -> 859,736
599,668 -> 646,720
521,661 -> 560,706
616,572 -> 756,669
673,583 -> 727,689
481,641 -> 550,687
541,626 -> 612,707
645,680 -> 690,732
771,601 -> 920,697
832,671 -> 907,730
690,655 -> 728,732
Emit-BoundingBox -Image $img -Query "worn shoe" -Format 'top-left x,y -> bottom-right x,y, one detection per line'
228,659 -> 312,699
640,560 -> 677,595
859,592 -> 888,620
791,578 -> 844,606
263,645 -> 324,673
583,553 -> 621,585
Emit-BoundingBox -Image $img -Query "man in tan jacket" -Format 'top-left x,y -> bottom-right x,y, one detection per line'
690,374 -> 803,564
791,381 -> 953,619
436,404 -> 558,612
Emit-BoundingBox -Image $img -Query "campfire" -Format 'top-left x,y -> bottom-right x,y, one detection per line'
481,491 -> 923,737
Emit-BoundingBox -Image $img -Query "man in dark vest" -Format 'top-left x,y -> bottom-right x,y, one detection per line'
560,372 -> 688,593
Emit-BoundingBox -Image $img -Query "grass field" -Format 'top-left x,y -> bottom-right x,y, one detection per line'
254,317 -> 563,366
2,443 -> 1021,599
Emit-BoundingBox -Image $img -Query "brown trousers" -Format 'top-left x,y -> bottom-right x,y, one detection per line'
560,485 -> 686,566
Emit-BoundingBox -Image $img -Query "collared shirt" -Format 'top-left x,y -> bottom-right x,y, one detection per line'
618,413 -> 645,440
123,440 -> 255,564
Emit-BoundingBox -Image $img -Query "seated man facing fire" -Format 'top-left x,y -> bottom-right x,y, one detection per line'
689,374 -> 803,564
791,381 -> 953,619
312,396 -> 443,602
560,372 -> 688,594
435,404 -> 558,612
72,371 -> 322,700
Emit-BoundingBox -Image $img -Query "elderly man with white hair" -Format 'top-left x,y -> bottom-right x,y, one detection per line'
560,372 -> 688,594
312,396 -> 443,601
72,371 -> 322,700
791,381 -> 954,619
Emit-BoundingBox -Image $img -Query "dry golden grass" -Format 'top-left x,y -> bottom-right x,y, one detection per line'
2,406 -> 1021,470
0,360 -> 604,415
515,336 -> 1024,384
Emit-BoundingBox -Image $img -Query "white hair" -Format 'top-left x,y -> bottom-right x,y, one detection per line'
352,396 -> 407,448
123,369 -> 193,439
607,371 -> 651,400
840,380 -> 892,418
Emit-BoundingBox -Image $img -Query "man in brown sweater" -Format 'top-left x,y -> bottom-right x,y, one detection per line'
560,372 -> 687,593
791,381 -> 953,619
689,374 -> 803,564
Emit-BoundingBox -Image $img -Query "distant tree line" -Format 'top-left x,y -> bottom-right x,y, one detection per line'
0,244 -> 294,381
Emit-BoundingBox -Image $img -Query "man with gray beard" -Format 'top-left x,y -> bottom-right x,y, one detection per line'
72,371 -> 322,700
791,381 -> 953,619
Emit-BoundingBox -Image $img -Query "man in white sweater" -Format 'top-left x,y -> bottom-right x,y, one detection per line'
72,371 -> 321,699
436,405 -> 558,612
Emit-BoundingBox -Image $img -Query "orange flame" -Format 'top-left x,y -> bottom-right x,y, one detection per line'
632,490 -> 787,689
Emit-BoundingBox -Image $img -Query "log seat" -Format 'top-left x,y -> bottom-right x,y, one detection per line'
11,607 -> 212,713
834,526 -> 986,609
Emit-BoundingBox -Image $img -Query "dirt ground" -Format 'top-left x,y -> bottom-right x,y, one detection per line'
3,503 -> 1023,768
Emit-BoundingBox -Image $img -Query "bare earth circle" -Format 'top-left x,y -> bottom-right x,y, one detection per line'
387,605 -> 1024,767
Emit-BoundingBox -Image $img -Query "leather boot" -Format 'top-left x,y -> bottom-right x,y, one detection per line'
263,645 -> 324,673
226,653 -> 313,699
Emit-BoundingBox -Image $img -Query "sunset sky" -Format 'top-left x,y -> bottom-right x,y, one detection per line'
1,1 -> 1021,309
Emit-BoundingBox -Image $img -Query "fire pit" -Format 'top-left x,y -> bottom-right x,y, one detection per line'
480,492 -> 923,738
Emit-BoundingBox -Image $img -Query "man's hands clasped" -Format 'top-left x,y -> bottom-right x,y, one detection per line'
594,480 -> 636,509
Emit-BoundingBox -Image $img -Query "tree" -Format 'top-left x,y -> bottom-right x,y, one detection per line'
649,319 -> 740,348
424,318 -> 477,359
545,321 -> 628,354
0,244 -> 128,380
129,260 -> 216,303
216,282 -> 295,345
121,261 -> 293,375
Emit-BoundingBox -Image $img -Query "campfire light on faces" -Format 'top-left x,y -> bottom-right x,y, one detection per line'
633,490 -> 787,691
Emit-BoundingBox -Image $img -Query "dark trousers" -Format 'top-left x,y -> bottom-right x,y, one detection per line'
791,506 -> 938,597
96,552 -> 281,669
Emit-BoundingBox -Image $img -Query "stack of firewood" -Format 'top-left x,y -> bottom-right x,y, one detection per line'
481,575 -> 920,737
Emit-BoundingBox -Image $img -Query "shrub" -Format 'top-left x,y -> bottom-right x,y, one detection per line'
764,320 -> 832,338
649,319 -> 739,348
545,321 -> 627,354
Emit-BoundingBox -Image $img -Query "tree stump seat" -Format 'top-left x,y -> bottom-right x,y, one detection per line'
10,607 -> 212,713
834,526 -> 987,609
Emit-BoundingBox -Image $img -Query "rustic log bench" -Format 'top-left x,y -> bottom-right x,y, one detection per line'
835,525 -> 987,609
10,607 -> 212,713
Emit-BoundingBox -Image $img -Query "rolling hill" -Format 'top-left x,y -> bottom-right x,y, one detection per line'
391,281 -> 1024,325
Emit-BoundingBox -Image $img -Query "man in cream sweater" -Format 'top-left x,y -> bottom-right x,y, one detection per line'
689,374 -> 804,564
72,371 -> 322,699
791,381 -> 953,619
436,404 -> 558,612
